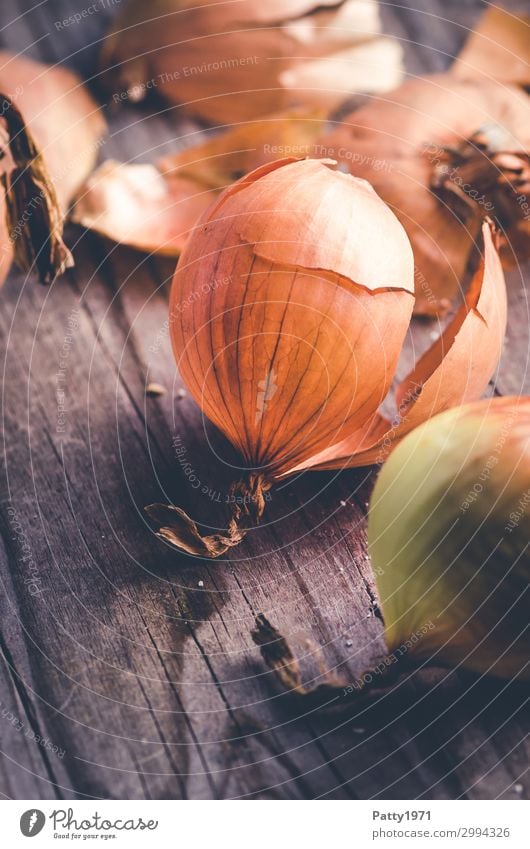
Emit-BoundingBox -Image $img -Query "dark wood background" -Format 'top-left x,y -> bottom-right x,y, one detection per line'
0,0 -> 529,800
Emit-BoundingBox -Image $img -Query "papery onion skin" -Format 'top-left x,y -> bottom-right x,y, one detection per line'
0,97 -> 72,286
368,398 -> 530,681
0,52 -> 106,285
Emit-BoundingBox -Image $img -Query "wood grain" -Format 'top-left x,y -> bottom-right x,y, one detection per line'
0,0 -> 528,800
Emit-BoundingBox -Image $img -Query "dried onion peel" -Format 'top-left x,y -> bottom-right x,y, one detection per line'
0,52 -> 106,285
147,158 -> 506,558
0,96 -> 72,286
368,397 -> 530,681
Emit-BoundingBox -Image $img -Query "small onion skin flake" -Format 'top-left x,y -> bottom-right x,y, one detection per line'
368,398 -> 530,682
146,159 -> 506,558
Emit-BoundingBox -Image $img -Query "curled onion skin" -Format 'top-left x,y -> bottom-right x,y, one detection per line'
0,96 -> 72,286
368,397 -> 530,682
0,52 -> 106,286
0,51 -> 106,211
146,160 -> 506,558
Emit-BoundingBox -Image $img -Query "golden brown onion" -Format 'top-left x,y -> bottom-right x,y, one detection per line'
146,159 -> 506,557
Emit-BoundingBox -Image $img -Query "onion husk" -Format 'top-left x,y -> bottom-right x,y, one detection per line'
71,109 -> 326,255
318,74 -> 530,316
368,397 -> 530,682
0,52 -> 106,285
0,97 -> 72,286
146,158 -> 506,558
100,0 -> 403,123
0,51 -> 106,211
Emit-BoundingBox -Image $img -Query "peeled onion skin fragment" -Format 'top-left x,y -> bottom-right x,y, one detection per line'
0,51 -> 106,211
0,96 -> 72,286
430,126 -> 530,272
70,159 -> 209,257
145,161 -> 505,559
318,75 -> 530,316
100,0 -> 403,123
368,398 -> 530,682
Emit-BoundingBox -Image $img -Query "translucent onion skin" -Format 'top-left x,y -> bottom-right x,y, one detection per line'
368,398 -> 530,682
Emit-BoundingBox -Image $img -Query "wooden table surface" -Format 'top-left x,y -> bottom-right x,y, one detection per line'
0,0 -> 529,800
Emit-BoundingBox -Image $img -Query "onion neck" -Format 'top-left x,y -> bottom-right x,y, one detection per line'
0,95 -> 73,284
145,472 -> 272,558
429,125 -> 530,235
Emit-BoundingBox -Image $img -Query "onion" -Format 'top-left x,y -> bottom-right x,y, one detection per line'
100,0 -> 403,123
146,158 -> 506,558
318,75 -> 530,316
0,52 -> 106,285
368,397 -> 530,681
